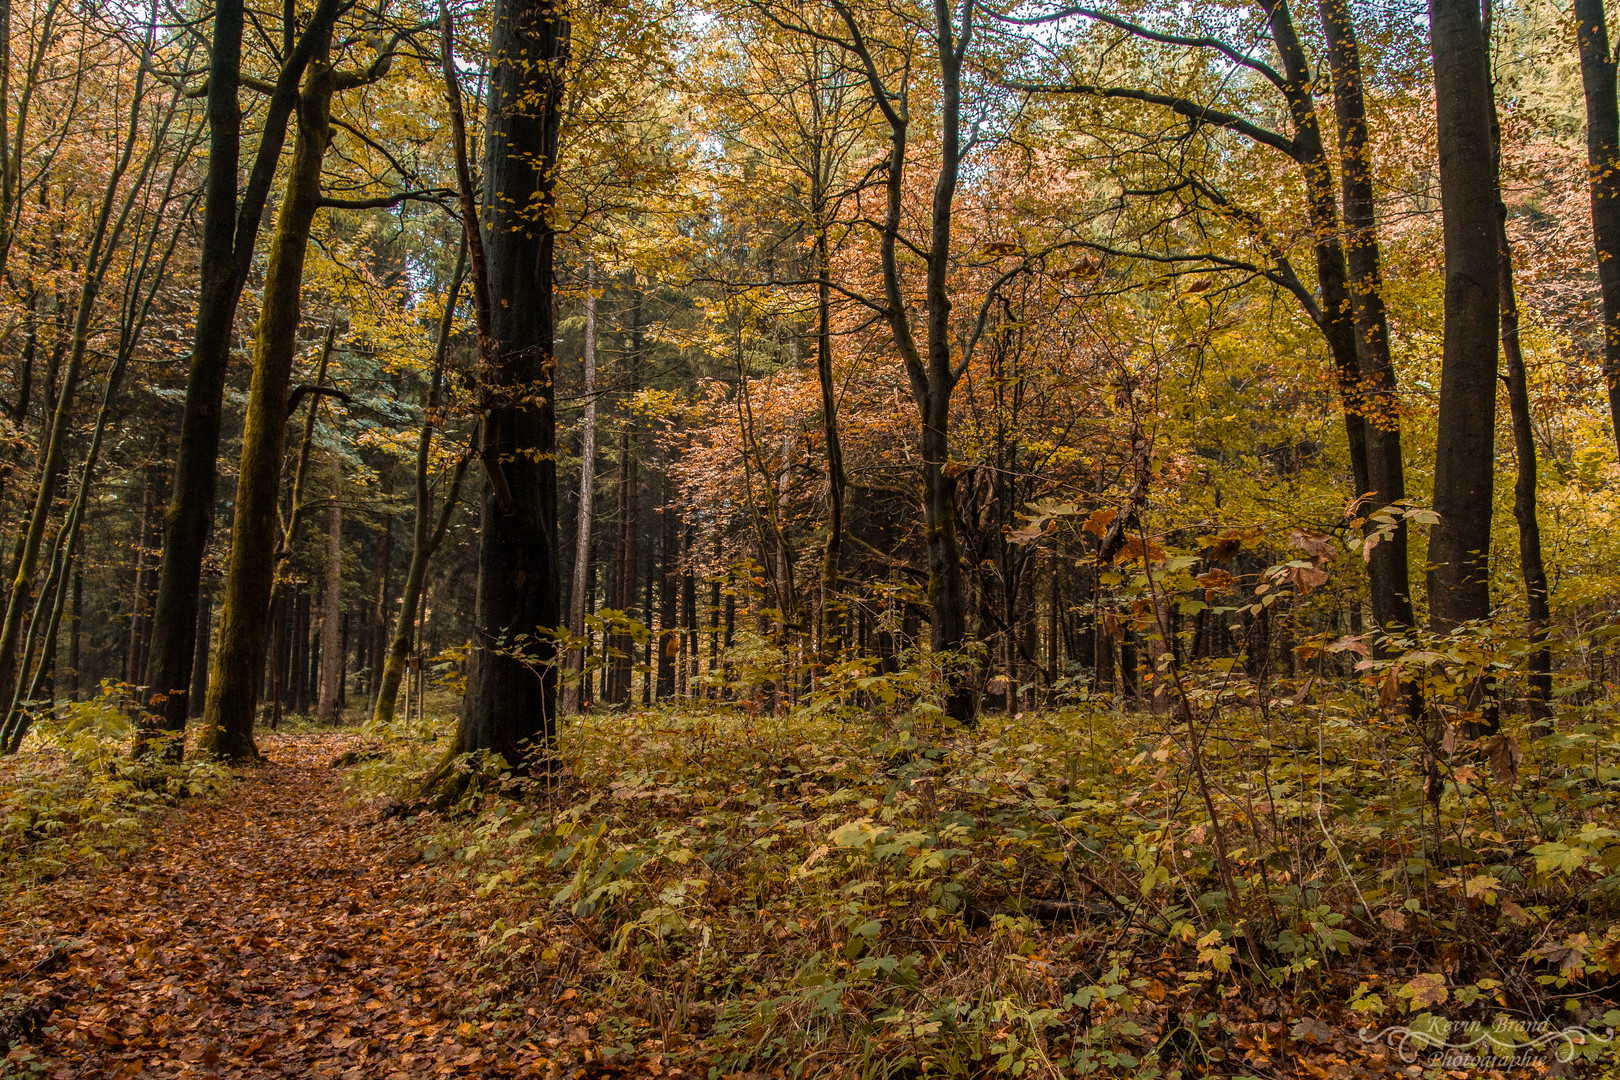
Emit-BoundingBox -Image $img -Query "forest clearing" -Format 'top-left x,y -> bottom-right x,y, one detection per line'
5,0 -> 1620,1073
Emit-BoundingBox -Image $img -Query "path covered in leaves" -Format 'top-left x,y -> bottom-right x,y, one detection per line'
0,733 -> 553,1079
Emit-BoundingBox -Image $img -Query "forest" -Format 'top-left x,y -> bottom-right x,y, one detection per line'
3,0 -> 1620,1074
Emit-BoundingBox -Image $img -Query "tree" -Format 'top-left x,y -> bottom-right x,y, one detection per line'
1425,0 -> 1499,698
434,0 -> 569,783
199,21 -> 405,760
1574,0 -> 1620,457
140,0 -> 346,757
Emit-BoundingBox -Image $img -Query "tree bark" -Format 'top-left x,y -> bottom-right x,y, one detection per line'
189,574 -> 210,719
143,0 -> 343,753
444,0 -> 568,776
1320,0 -> 1415,644
606,403 -> 636,705
831,0 -> 973,723
657,484 -> 676,699
814,222 -> 845,667
317,465 -> 342,723
368,459 -> 394,703
1574,0 -> 1620,456
1425,0 -> 1499,642
1490,44 -> 1553,724
199,35 -> 337,760
373,254 -> 470,729
563,261 -> 597,714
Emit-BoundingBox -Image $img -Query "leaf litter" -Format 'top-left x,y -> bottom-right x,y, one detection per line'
0,733 -> 551,1079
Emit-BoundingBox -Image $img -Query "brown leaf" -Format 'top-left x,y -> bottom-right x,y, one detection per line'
1483,733 -> 1523,787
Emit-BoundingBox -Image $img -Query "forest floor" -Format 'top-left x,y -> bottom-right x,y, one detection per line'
4,701 -> 1620,1080
0,732 -> 558,1079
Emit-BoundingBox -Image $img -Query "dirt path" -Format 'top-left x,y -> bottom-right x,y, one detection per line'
0,733 -> 553,1079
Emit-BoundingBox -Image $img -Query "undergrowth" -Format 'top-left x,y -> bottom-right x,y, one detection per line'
0,688 -> 230,881
352,669 -> 1620,1079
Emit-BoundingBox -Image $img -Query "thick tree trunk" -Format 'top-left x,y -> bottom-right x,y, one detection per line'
317,466 -> 342,723
1425,0 -> 1499,639
563,261 -> 596,714
143,0 -> 342,754
448,0 -> 568,774
199,41 -> 336,760
1574,0 -> 1620,456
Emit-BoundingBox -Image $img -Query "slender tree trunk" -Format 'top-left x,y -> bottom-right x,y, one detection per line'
337,611 -> 348,709
126,467 -> 157,688
639,542 -> 651,705
445,0 -> 568,777
563,260 -> 597,714
189,575 -> 210,718
1489,45 -> 1553,724
293,591 -> 310,714
657,486 -> 676,699
368,460 -> 394,703
682,522 -> 697,699
68,566 -> 81,701
1261,0 -> 1372,505
1320,0 -> 1415,645
0,62 -> 148,725
373,257 -> 470,729
1574,0 -> 1620,456
708,536 -> 721,698
317,466 -> 342,723
606,417 -> 636,705
814,224 -> 845,667
199,40 -> 337,760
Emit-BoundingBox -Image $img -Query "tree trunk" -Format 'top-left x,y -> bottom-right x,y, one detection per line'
68,566 -> 81,701
198,38 -> 336,760
563,260 -> 596,714
657,486 -> 676,699
294,591 -> 311,715
1261,0 -> 1372,507
189,575 -> 210,719
814,224 -> 845,667
1426,0 -> 1499,637
143,0 -> 343,753
1574,0 -> 1620,457
1320,0 -> 1415,645
1491,54 -> 1553,724
606,416 -> 636,705
446,0 -> 568,776
372,257 -> 470,729
317,466 -> 342,723
126,465 -> 158,689
368,459 -> 394,703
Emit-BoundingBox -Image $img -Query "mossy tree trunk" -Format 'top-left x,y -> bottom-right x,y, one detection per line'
198,40 -> 337,761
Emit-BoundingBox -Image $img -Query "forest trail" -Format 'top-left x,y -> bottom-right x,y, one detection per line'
1,733 -> 554,1079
